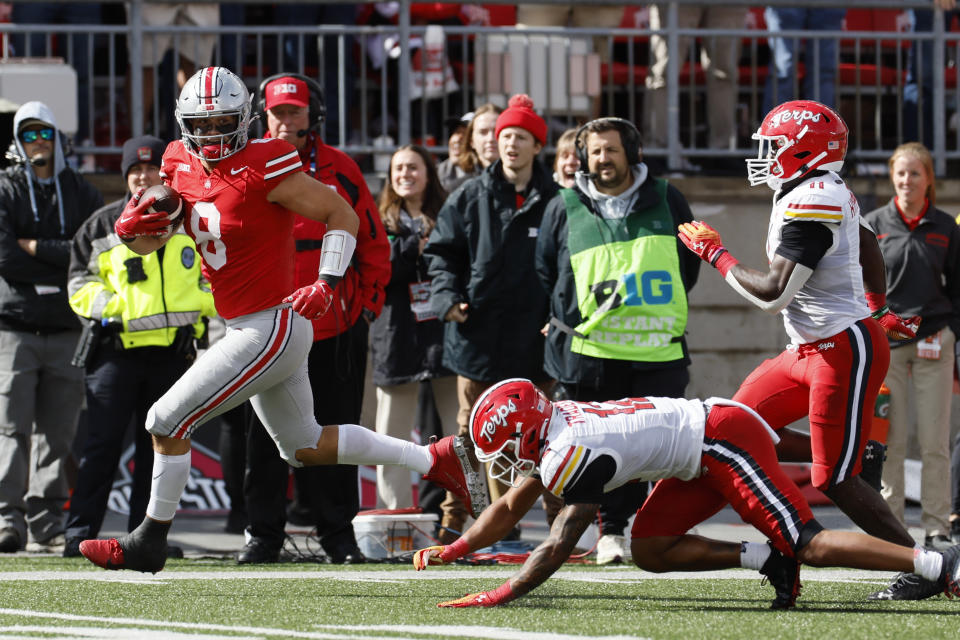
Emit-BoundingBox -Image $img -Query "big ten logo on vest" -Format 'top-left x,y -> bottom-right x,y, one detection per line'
590,269 -> 674,309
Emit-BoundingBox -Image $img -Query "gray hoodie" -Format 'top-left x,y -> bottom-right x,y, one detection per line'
9,101 -> 69,233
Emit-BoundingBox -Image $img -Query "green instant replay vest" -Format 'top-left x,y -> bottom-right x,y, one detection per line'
563,181 -> 688,361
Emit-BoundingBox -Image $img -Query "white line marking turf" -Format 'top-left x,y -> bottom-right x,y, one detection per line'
0,609 -> 647,640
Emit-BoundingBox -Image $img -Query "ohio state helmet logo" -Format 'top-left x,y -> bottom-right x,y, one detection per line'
478,398 -> 517,444
770,109 -> 822,127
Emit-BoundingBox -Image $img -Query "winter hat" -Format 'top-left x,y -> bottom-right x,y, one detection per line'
495,94 -> 547,145
121,135 -> 166,177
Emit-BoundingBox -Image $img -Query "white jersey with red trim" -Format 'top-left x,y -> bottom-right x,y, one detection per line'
538,396 -> 706,499
163,137 -> 303,319
767,171 -> 869,344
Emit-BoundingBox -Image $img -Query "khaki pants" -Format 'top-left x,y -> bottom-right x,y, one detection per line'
374,376 -> 458,509
881,329 -> 955,537
644,5 -> 747,149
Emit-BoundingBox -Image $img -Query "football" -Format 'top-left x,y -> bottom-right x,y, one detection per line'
142,184 -> 185,229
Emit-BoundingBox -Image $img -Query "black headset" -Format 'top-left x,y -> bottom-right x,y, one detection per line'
257,72 -> 326,132
574,117 -> 643,169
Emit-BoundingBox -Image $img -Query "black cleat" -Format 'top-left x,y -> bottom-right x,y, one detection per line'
938,544 -> 960,598
868,572 -> 942,601
759,543 -> 801,609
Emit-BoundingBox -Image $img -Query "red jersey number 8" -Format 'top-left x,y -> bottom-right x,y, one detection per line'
191,201 -> 228,270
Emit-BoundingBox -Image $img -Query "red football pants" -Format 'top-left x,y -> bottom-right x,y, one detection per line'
632,404 -> 814,557
732,318 -> 889,490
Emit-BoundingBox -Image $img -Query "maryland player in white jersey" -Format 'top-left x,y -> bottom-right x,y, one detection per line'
79,67 -> 486,573
677,100 -> 942,600
412,379 -> 960,609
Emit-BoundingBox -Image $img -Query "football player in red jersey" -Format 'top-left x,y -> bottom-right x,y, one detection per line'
79,67 -> 486,573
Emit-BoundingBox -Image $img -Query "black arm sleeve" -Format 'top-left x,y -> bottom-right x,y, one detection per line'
562,454 -> 616,505
774,221 -> 834,270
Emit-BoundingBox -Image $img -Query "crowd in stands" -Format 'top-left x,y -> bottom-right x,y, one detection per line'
2,3 -> 959,173
0,3 -> 958,566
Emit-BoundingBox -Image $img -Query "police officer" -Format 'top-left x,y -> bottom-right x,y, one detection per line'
62,135 -> 217,557
535,118 -> 700,564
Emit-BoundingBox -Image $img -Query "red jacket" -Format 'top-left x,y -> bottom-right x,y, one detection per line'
275,132 -> 390,341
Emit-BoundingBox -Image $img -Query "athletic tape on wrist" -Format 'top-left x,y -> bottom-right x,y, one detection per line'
318,229 -> 357,278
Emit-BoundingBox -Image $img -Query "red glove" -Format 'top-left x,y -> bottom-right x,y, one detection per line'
283,278 -> 335,320
114,188 -> 172,240
865,292 -> 920,340
437,582 -> 516,608
678,221 -> 739,276
413,538 -> 470,570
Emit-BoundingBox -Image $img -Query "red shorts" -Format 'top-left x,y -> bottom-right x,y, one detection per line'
731,318 -> 889,490
632,405 -> 814,557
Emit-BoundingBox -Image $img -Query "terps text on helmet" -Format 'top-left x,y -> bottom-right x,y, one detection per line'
479,398 -> 518,444
770,109 -> 823,127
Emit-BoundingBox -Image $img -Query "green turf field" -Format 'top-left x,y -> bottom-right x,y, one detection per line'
0,558 -> 957,639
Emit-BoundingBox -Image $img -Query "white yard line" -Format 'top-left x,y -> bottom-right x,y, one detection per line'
0,610 -> 648,640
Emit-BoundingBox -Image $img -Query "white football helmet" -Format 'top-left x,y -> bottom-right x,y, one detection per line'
175,67 -> 253,161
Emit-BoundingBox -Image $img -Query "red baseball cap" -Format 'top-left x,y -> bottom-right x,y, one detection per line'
264,76 -> 310,110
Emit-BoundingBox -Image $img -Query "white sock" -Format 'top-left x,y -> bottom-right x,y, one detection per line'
740,541 -> 772,570
146,451 -> 191,522
913,546 -> 944,581
336,423 -> 432,474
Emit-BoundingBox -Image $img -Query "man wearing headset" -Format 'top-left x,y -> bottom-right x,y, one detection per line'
235,74 -> 390,565
534,117 -> 700,564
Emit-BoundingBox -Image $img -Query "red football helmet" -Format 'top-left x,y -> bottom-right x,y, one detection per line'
746,99 -> 848,191
469,378 -> 553,488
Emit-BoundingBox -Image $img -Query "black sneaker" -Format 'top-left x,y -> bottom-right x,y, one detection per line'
859,440 -> 886,493
63,537 -> 83,558
759,544 -> 801,609
236,537 -> 281,564
950,519 -> 960,545
938,544 -> 960,598
868,572 -> 942,601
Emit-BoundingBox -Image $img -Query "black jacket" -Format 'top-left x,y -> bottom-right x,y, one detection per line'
425,159 -> 558,382
864,198 -> 960,345
535,176 -> 699,386
0,165 -> 102,332
370,211 -> 450,385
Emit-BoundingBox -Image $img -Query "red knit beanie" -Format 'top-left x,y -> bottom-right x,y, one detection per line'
495,94 -> 547,145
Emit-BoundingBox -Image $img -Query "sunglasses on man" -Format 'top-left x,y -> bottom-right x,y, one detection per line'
19,128 -> 55,144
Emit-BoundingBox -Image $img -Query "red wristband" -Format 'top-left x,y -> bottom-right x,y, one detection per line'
485,581 -> 516,605
713,251 -> 739,278
439,538 -> 470,563
865,292 -> 886,313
